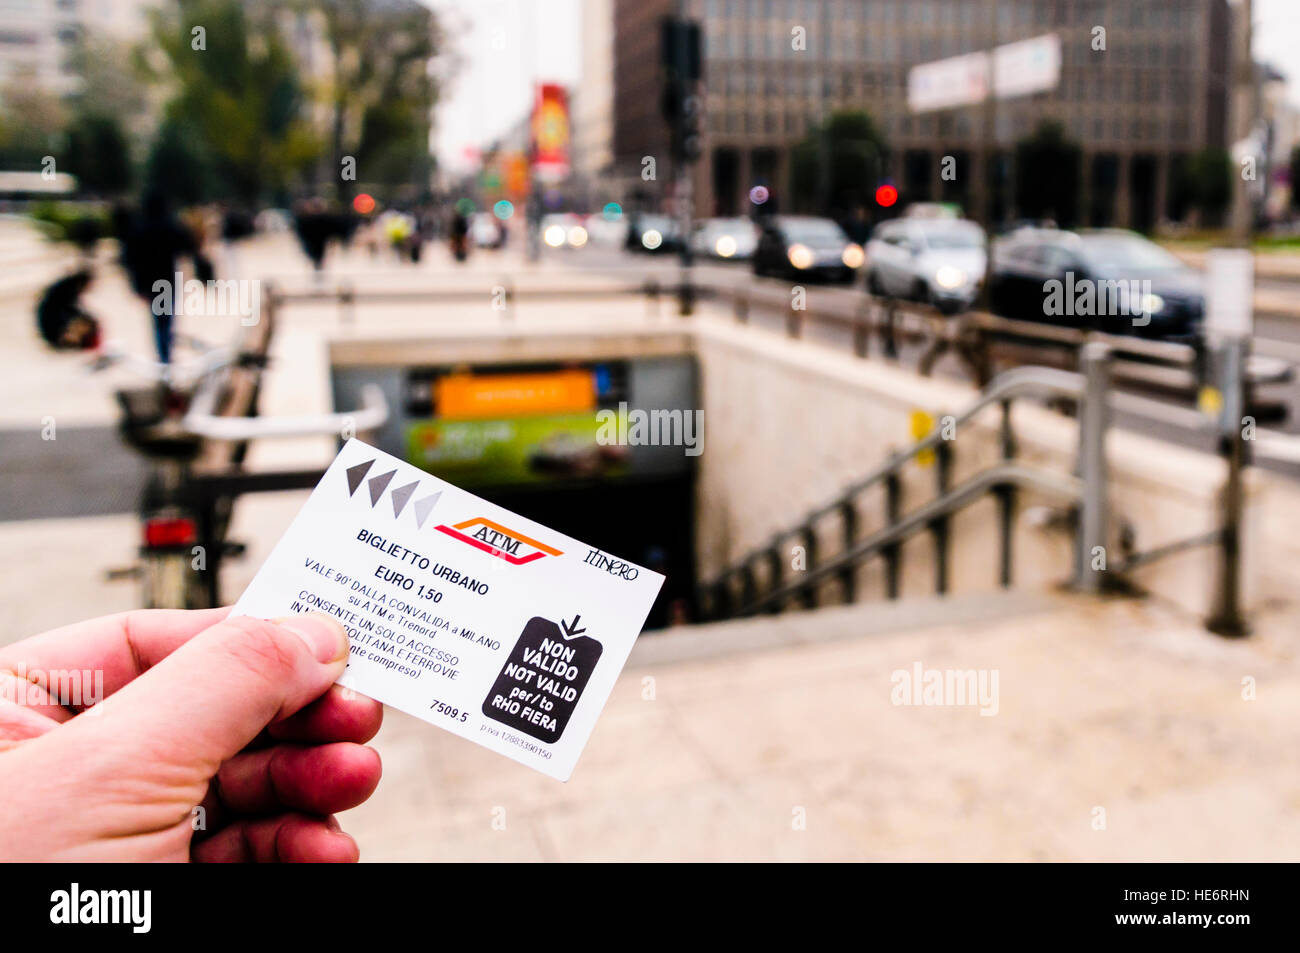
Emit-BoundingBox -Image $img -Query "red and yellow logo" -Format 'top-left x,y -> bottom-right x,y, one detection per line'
435,517 -> 563,565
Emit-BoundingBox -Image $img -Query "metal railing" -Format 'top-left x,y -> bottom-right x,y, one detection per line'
709,276 -> 1290,406
697,346 -> 1113,621
259,268 -> 1291,419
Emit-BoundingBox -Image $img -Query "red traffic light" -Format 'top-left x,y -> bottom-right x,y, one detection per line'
875,184 -> 899,208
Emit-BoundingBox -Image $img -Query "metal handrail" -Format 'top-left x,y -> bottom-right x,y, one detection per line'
183,383 -> 388,441
712,365 -> 1086,582
739,463 -> 1083,616
699,344 -> 1115,622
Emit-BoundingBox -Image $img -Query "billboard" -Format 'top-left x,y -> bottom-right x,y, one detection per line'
405,365 -> 626,487
531,83 -> 570,182
331,356 -> 699,490
907,51 -> 991,114
908,33 -> 1061,114
992,33 -> 1063,101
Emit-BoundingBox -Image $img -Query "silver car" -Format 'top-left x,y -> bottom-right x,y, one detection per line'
865,218 -> 988,313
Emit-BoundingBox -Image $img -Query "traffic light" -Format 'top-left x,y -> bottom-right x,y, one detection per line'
660,17 -> 702,163
660,18 -> 700,81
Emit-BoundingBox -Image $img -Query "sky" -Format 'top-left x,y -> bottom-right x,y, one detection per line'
425,0 -> 581,175
425,0 -> 1300,174
1254,0 -> 1300,104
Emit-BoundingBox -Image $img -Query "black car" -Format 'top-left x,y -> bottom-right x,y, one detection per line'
752,216 -> 863,284
624,213 -> 683,254
989,228 -> 1203,340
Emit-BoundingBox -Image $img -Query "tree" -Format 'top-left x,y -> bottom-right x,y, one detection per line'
1179,148 -> 1232,227
144,117 -> 213,207
308,0 -> 441,202
66,36 -> 150,135
790,111 -> 890,217
0,72 -> 67,170
141,0 -> 321,204
62,115 -> 133,196
1014,121 -> 1082,228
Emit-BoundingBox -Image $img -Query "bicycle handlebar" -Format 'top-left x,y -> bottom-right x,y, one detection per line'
94,340 -> 237,387
181,383 -> 389,441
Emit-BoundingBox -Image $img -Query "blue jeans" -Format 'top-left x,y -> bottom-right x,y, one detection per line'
153,309 -> 173,365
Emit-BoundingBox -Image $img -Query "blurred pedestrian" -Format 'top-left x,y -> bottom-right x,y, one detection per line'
293,198 -> 332,276
119,192 -> 206,365
35,268 -> 100,351
219,205 -> 256,277
448,206 -> 470,262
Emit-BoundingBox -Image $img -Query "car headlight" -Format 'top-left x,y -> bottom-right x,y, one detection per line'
715,235 -> 737,258
934,265 -> 967,290
543,225 -> 567,248
641,229 -> 663,250
567,225 -> 588,248
1139,293 -> 1165,315
787,243 -> 814,270
842,243 -> 865,269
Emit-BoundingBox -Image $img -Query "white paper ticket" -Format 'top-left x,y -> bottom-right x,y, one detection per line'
230,438 -> 665,781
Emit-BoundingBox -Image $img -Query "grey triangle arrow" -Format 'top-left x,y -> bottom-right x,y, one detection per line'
367,469 -> 396,506
390,481 -> 419,518
412,491 -> 442,528
345,459 -> 375,497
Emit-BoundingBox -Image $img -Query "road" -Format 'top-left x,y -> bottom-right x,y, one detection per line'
551,241 -> 1300,479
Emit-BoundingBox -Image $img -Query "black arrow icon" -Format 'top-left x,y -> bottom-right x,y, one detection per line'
561,615 -> 587,638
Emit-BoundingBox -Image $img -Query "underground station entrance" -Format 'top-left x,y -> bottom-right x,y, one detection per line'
319,314 -> 1250,640
331,349 -> 700,630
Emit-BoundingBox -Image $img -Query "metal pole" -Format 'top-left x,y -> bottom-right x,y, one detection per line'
932,441 -> 952,594
1075,341 -> 1110,592
884,472 -> 902,599
1207,0 -> 1253,635
975,0 -> 1000,311
1208,335 -> 1251,636
996,398 -> 1016,588
674,0 -> 696,315
839,500 -> 858,603
1228,0 -> 1254,248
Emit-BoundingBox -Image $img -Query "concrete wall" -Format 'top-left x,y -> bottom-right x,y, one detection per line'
690,315 -> 1260,620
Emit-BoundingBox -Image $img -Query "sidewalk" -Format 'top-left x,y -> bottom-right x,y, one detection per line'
342,592 -> 1300,862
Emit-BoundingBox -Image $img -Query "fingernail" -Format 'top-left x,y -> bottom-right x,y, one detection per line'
274,613 -> 348,663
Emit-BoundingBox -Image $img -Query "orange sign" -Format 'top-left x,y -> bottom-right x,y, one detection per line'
435,370 -> 596,419
505,152 -> 529,200
531,83 -> 570,180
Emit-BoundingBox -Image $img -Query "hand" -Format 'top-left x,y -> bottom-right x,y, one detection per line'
0,609 -> 382,862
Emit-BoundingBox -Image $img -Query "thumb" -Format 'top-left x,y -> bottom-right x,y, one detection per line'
71,613 -> 349,775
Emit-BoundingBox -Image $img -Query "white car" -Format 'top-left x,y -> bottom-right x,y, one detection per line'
584,214 -> 627,248
865,218 -> 987,313
541,213 -> 589,249
469,212 -> 504,248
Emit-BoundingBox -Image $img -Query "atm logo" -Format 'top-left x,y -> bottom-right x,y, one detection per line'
435,517 -> 563,565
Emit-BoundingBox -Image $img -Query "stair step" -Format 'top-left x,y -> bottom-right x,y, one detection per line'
631,589 -> 1062,668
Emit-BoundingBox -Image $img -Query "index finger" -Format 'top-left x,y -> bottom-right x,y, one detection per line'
0,607 -> 232,719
